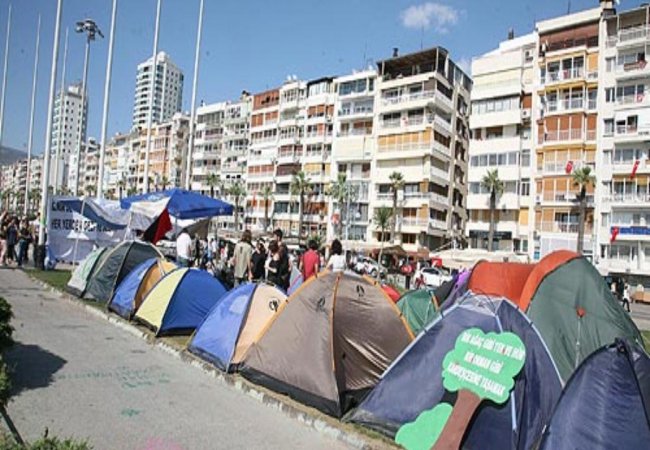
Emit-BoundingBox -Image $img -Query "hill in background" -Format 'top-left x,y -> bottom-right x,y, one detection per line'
0,145 -> 26,166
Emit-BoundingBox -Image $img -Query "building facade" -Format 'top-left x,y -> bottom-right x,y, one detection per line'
51,82 -> 87,188
132,52 -> 184,129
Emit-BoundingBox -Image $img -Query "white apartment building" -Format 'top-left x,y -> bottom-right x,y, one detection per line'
68,138 -> 99,196
50,83 -> 87,187
104,131 -> 139,199
468,34 -> 536,253
132,52 -> 184,128
372,47 -> 471,252
329,69 -> 377,244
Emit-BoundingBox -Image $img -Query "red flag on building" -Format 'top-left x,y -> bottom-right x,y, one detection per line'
610,226 -> 620,243
143,207 -> 173,244
565,160 -> 574,174
631,159 -> 641,179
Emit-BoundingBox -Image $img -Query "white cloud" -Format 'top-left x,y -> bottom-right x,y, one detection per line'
400,3 -> 460,34
457,57 -> 471,75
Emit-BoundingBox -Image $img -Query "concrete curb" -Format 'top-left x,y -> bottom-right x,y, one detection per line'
28,276 -> 390,450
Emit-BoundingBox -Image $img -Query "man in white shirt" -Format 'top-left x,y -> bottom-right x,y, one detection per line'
176,229 -> 192,267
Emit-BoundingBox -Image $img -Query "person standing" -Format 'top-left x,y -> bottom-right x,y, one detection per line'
233,230 -> 253,286
16,220 -> 32,268
250,240 -> 267,282
266,241 -> 290,291
622,281 -> 631,313
326,239 -> 347,272
300,239 -> 320,280
5,219 -> 18,265
175,229 -> 192,267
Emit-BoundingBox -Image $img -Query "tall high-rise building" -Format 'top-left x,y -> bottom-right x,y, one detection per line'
132,51 -> 184,128
51,82 -> 88,186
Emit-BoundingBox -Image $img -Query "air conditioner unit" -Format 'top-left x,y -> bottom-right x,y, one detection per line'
522,109 -> 531,119
535,195 -> 542,204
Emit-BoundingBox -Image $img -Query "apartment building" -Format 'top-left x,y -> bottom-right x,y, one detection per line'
468,33 -> 536,253
191,101 -> 227,195
246,87 -> 280,232
50,82 -> 87,187
67,138 -> 99,196
329,69 -> 377,243
104,131 -> 138,199
373,47 -> 471,252
598,3 -> 650,281
132,52 -> 184,128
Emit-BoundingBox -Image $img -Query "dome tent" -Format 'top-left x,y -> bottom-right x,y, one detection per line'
134,268 -> 227,336
84,241 -> 163,303
188,283 -> 288,372
240,271 -> 413,418
66,247 -> 108,297
540,339 -> 650,449
108,257 -> 177,319
348,293 -> 562,450
396,289 -> 438,335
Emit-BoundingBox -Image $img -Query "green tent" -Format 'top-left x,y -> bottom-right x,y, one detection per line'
397,290 -> 438,335
520,251 -> 643,382
66,247 -> 109,297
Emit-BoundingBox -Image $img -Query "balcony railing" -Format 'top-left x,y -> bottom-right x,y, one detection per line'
401,217 -> 429,227
617,60 -> 648,74
542,161 -> 595,174
616,125 -> 639,136
430,166 -> 450,180
434,116 -> 452,132
538,221 -> 593,234
543,68 -> 584,84
429,219 -> 447,230
603,193 -> 650,204
337,127 -> 372,137
618,25 -> 650,44
541,191 -> 594,203
378,140 -> 431,153
338,106 -> 373,116
381,90 -> 435,106
247,171 -> 274,179
538,129 -> 583,144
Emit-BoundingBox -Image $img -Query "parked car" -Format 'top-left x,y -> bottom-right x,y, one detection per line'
414,266 -> 452,289
354,256 -> 387,277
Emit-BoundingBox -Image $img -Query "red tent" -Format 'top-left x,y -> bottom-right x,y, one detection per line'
382,284 -> 401,303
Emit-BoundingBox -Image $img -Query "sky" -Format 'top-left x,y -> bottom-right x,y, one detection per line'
0,0 -> 614,155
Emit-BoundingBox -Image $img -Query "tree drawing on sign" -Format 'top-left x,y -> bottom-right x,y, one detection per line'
395,328 -> 526,450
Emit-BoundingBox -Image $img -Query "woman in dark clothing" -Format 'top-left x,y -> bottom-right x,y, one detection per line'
266,241 -> 290,291
251,240 -> 267,281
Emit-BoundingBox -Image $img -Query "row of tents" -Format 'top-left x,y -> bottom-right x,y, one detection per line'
66,243 -> 650,449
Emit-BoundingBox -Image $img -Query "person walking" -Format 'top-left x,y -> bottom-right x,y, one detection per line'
622,281 -> 631,313
233,230 -> 253,286
175,229 -> 192,267
326,239 -> 347,272
300,239 -> 320,280
266,241 -> 290,291
16,219 -> 32,268
5,218 -> 18,265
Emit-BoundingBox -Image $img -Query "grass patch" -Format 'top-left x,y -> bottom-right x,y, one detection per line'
24,269 -> 71,292
642,330 -> 650,351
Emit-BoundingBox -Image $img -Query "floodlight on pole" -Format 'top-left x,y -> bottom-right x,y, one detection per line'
185,0 -> 205,190
0,4 -> 12,148
25,15 -> 41,215
52,27 -> 69,195
73,18 -> 103,197
143,0 -> 162,194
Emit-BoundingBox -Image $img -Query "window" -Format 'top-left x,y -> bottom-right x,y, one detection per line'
604,119 -> 614,136
520,178 -> 530,196
605,88 -> 615,103
606,57 -> 615,72
520,149 -> 530,167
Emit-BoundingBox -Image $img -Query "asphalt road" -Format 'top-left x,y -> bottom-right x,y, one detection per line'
0,269 -> 349,450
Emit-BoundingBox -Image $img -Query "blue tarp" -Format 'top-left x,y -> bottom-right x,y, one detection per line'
120,188 -> 233,219
108,258 -> 157,318
540,339 -> 650,449
52,197 -> 126,230
159,269 -> 228,334
188,283 -> 257,371
348,294 -> 563,450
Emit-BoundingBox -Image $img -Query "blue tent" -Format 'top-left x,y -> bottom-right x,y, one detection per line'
120,188 -> 233,219
108,258 -> 176,319
348,293 -> 563,450
188,283 -> 287,372
134,268 -> 228,335
540,339 -> 650,450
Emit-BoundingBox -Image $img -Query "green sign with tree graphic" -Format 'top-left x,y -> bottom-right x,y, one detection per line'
395,328 -> 526,450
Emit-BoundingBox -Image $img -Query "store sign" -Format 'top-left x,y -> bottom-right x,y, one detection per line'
613,226 -> 650,236
395,328 -> 526,450
468,230 -> 513,240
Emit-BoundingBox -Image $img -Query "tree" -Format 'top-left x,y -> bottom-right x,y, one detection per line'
85,185 -> 96,198
260,185 -> 274,232
290,170 -> 313,243
572,166 -> 596,254
206,173 -> 220,198
228,182 -> 247,232
160,176 -> 169,191
328,173 -> 348,238
389,171 -> 405,244
117,179 -> 126,201
481,169 -> 504,252
127,187 -> 137,197
374,206 -> 393,278
28,189 -> 40,212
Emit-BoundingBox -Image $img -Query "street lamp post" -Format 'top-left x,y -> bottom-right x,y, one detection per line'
24,15 -> 41,215
143,0 -> 162,194
52,28 -> 69,194
73,19 -> 104,197
0,4 -> 12,148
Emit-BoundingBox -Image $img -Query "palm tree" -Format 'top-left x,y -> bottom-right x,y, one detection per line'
206,173 -> 220,198
572,166 -> 596,254
260,185 -> 274,232
389,171 -> 405,244
228,181 -> 247,232
374,206 -> 393,278
481,169 -> 504,252
28,189 -> 40,212
117,179 -> 126,201
160,176 -> 170,191
328,173 -> 348,238
290,170 -> 313,242
85,185 -> 96,197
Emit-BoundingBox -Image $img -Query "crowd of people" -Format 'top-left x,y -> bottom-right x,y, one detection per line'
174,227 -> 348,292
0,210 -> 35,268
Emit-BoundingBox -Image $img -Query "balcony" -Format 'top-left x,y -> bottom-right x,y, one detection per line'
615,93 -> 649,109
380,90 -> 435,108
545,98 -> 585,114
377,140 -> 431,154
429,219 -> 447,230
247,171 -> 274,179
542,68 -> 586,85
430,166 -> 450,180
540,191 -> 594,204
541,161 -> 595,175
614,125 -> 650,143
602,193 -> 650,205
538,221 -> 593,234
615,60 -> 650,79
433,116 -> 452,134
617,25 -> 650,47
538,129 -> 584,145
337,127 -> 372,137
338,106 -> 374,118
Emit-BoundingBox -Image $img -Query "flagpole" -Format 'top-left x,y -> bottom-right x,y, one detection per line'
0,4 -> 12,148
38,0 -> 64,247
185,0 -> 204,190
97,0 -> 118,199
53,28 -> 69,194
143,0 -> 162,194
72,196 -> 86,264
25,15 -> 41,215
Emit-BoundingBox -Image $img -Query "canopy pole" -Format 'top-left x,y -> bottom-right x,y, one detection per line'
72,197 -> 87,265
